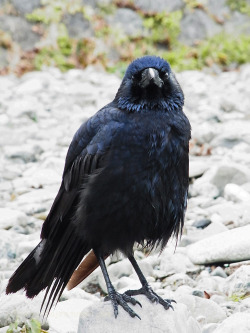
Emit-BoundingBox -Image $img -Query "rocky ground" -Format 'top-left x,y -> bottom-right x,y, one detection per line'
0,65 -> 250,332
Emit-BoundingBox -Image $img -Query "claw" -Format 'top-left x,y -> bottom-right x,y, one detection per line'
125,284 -> 176,311
106,289 -> 141,319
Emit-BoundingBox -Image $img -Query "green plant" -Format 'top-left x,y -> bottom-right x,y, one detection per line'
227,0 -> 250,16
7,319 -> 47,333
143,11 -> 182,48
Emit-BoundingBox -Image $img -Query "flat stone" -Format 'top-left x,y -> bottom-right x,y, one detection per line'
78,296 -> 201,333
187,225 -> 250,265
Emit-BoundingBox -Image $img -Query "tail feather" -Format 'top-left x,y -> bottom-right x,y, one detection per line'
6,221 -> 90,315
67,250 -> 109,290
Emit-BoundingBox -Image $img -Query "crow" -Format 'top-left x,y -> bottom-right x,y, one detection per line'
6,56 -> 191,319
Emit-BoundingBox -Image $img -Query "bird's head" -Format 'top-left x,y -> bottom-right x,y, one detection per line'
115,56 -> 184,113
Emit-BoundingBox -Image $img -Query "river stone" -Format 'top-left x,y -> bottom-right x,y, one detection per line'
213,312 -> 250,333
187,225 -> 250,265
78,296 -> 201,333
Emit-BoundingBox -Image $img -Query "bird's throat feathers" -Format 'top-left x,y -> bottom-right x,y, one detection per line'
117,92 -> 184,113
115,56 -> 184,113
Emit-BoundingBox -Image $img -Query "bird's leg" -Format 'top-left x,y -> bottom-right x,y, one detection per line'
94,250 -> 141,319
125,255 -> 175,310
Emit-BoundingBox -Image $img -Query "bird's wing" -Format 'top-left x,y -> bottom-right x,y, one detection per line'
40,115 -> 112,239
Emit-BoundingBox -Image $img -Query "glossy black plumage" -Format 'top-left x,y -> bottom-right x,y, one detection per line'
6,56 -> 191,317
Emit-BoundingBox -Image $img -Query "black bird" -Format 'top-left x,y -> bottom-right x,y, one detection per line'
6,56 -> 191,319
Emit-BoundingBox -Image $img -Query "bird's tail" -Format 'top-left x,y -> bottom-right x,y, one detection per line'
6,221 -> 90,316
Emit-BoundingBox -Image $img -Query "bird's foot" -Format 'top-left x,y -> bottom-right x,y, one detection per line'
125,284 -> 175,310
104,288 -> 141,319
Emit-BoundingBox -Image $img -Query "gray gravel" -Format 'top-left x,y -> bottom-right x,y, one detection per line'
0,65 -> 250,332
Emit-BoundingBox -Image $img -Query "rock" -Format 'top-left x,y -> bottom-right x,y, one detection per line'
0,291 -> 43,328
202,323 -> 219,333
224,265 -> 250,298
224,11 -> 250,36
205,0 -> 231,23
163,273 -> 196,291
189,158 -> 211,178
48,299 -> 97,333
0,16 -> 40,51
192,218 -> 211,229
213,312 -> 250,333
12,0 -> 41,15
193,163 -> 250,194
160,248 -> 197,276
0,208 -> 28,229
187,225 -> 250,265
78,296 -> 201,333
179,9 -> 221,45
224,183 -> 250,203
0,47 -> 8,70
132,0 -> 185,13
206,202 -> 248,227
176,294 -> 226,324
110,8 -> 144,38
63,13 -> 94,39
0,230 -> 19,260
211,267 -> 227,278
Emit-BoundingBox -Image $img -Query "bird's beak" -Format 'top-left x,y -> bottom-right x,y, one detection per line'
140,68 -> 163,88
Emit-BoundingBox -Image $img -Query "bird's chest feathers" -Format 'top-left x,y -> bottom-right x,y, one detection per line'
147,127 -> 180,166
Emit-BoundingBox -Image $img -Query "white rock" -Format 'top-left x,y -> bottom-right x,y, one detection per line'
224,183 -> 250,203
163,273 -> 196,291
48,299 -> 97,333
160,248 -> 197,276
176,294 -> 226,324
78,296 -> 201,333
187,225 -> 250,264
189,158 -> 211,178
0,208 -> 27,229
193,163 -> 250,193
0,291 -> 43,328
213,312 -> 250,333
223,265 -> 250,298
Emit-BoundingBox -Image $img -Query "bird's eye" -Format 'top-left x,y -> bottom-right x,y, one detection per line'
164,72 -> 169,79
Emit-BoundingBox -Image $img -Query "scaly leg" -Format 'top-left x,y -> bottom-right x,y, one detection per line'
125,255 -> 175,310
94,250 -> 141,319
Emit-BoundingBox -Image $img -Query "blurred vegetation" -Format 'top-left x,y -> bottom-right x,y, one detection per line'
227,0 -> 250,16
7,318 -> 47,333
1,0 -> 250,75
